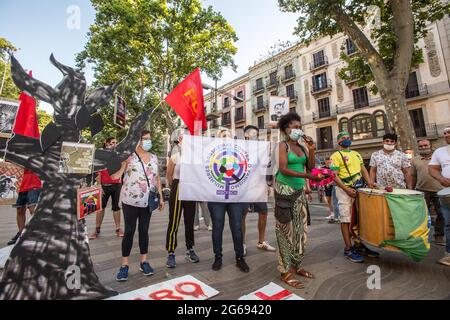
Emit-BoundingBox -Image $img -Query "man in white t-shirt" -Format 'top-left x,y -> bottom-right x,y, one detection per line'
429,127 -> 450,266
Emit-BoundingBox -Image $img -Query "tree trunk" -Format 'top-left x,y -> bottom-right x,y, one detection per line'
380,90 -> 418,153
0,181 -> 117,300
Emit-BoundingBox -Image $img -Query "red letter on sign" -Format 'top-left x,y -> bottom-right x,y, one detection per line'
175,282 -> 206,299
149,289 -> 184,300
255,290 -> 292,300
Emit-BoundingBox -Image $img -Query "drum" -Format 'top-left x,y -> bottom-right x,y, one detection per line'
437,187 -> 450,207
357,188 -> 424,251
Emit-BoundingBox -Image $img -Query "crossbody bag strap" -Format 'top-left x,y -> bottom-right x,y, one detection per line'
338,151 -> 352,178
285,141 -> 309,165
134,152 -> 151,189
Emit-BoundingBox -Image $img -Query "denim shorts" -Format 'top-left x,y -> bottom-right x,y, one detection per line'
13,189 -> 41,208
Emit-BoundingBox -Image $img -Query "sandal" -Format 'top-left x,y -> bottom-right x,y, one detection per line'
115,228 -> 124,237
296,268 -> 314,279
88,232 -> 98,240
280,271 -> 305,289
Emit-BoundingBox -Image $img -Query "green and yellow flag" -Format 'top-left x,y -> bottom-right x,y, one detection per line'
381,193 -> 430,262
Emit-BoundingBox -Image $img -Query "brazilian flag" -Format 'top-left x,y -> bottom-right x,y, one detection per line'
381,193 -> 430,262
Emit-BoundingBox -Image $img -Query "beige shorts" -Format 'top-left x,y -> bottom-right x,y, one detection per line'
335,186 -> 355,223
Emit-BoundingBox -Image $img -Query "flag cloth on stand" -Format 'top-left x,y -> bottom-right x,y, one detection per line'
164,68 -> 206,135
381,193 -> 430,262
12,71 -> 42,191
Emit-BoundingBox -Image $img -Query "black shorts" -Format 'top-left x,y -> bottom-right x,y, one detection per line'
244,202 -> 268,214
102,184 -> 122,211
325,185 -> 333,197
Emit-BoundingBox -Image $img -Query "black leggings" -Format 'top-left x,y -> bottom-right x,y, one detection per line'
122,203 -> 152,257
166,179 -> 196,253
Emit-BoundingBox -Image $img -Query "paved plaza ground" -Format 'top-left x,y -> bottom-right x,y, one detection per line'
0,195 -> 449,300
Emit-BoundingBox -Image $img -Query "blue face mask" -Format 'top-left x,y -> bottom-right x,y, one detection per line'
340,139 -> 352,148
142,140 -> 152,151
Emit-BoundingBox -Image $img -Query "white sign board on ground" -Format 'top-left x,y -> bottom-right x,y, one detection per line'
107,275 -> 219,300
0,245 -> 14,269
239,282 -> 304,300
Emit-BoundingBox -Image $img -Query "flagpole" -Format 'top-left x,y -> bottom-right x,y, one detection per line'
150,99 -> 164,116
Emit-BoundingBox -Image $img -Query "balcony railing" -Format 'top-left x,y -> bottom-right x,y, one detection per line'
344,73 -> 360,85
221,118 -> 231,126
311,80 -> 332,94
288,90 -> 298,101
252,84 -> 265,94
405,84 -> 428,99
210,119 -> 219,129
281,71 -> 296,83
317,141 -> 338,151
310,56 -> 329,71
312,107 -> 337,121
336,97 -> 383,114
253,101 -> 268,113
414,123 -> 438,138
266,78 -> 279,89
206,105 -> 221,120
235,114 -> 246,123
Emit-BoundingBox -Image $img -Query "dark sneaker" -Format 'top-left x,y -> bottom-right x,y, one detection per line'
344,248 -> 364,263
7,232 -> 21,246
166,253 -> 176,268
435,236 -> 446,246
354,243 -> 380,258
116,265 -> 129,281
186,249 -> 200,263
212,256 -> 222,271
139,261 -> 154,276
236,258 -> 250,273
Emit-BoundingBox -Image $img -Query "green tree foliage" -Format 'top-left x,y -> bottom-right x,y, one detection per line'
76,0 -> 238,155
278,0 -> 450,150
0,37 -> 19,99
37,109 -> 53,134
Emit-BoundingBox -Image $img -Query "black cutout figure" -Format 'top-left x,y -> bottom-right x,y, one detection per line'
0,55 -> 149,300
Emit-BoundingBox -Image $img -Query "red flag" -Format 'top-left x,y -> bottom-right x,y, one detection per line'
164,68 -> 206,135
13,71 -> 40,138
13,71 -> 42,191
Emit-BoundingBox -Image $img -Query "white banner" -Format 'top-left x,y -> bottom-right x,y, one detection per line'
107,275 -> 219,300
239,282 -> 304,300
179,136 -> 270,203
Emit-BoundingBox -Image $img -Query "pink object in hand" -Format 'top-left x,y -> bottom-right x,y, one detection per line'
309,168 -> 335,188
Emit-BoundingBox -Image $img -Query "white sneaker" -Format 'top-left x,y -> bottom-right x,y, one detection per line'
207,225 -> 213,231
243,244 -> 247,257
438,252 -> 450,266
194,225 -> 199,231
326,214 -> 334,220
257,241 -> 276,252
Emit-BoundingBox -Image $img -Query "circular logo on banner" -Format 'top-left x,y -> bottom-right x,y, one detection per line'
205,143 -> 251,200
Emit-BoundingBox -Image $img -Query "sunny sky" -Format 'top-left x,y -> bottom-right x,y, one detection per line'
0,0 -> 300,113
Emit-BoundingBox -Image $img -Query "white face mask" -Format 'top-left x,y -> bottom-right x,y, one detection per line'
383,144 -> 395,151
289,129 -> 304,141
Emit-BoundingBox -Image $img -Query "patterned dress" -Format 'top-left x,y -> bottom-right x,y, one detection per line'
275,144 -> 308,274
274,181 -> 308,273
